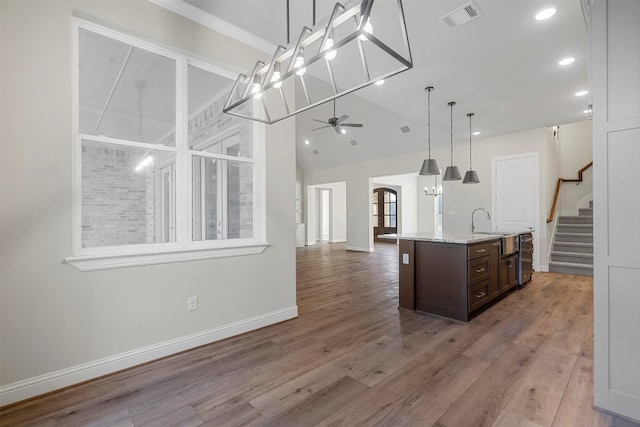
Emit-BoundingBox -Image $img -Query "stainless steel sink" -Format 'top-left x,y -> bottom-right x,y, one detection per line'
501,234 -> 519,256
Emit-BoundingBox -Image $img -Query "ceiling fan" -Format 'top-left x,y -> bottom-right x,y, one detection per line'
311,99 -> 363,135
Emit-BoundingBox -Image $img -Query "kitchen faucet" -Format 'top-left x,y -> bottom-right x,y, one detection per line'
471,207 -> 491,233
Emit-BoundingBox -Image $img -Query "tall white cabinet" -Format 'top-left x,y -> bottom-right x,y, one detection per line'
591,0 -> 640,422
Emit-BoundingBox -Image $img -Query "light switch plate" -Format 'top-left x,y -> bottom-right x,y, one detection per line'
402,253 -> 409,264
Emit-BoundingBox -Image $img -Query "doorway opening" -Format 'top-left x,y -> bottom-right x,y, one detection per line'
372,187 -> 397,242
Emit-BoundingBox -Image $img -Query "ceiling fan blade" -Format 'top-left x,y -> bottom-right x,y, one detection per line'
334,126 -> 342,135
311,125 -> 331,131
312,118 -> 328,124
336,114 -> 349,124
340,123 -> 364,127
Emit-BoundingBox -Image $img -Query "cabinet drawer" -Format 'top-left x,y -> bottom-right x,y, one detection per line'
469,280 -> 490,312
468,242 -> 492,260
468,257 -> 490,285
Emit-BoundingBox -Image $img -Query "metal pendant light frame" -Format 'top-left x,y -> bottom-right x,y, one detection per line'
223,0 -> 413,124
419,86 -> 440,175
462,112 -> 480,184
442,101 -> 462,181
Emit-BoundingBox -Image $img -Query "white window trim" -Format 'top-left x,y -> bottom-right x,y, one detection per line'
66,19 -> 268,271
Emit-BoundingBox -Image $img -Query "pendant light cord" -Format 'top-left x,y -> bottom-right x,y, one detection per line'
468,113 -> 473,169
449,101 -> 455,165
426,87 -> 433,158
286,0 -> 290,44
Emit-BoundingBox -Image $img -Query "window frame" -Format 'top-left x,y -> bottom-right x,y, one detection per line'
66,19 -> 267,271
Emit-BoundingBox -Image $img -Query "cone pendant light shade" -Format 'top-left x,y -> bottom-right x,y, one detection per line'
462,112 -> 480,184
442,101 -> 462,181
420,158 -> 440,175
443,165 -> 462,180
419,86 -> 440,175
462,170 -> 479,183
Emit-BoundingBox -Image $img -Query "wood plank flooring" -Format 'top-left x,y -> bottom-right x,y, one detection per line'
1,242 -> 638,427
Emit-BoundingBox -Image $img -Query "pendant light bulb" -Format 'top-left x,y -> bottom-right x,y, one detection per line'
463,112 -> 480,184
443,101 -> 462,181
359,17 -> 373,41
419,86 -> 440,175
294,47 -> 306,76
323,32 -> 337,60
271,62 -> 282,89
251,74 -> 262,99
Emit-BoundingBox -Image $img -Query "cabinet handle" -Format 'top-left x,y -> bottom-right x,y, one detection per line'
475,249 -> 486,253
492,242 -> 500,246
509,263 -> 514,268
475,268 -> 486,273
475,292 -> 486,298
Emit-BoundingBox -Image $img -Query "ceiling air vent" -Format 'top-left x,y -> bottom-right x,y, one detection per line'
440,1 -> 482,29
400,125 -> 411,134
312,149 -> 320,155
349,139 -> 358,146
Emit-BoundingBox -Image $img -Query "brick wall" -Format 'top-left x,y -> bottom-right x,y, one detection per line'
81,142 -> 152,247
81,94 -> 254,248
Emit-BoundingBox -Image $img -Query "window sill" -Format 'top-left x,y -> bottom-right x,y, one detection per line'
65,242 -> 270,271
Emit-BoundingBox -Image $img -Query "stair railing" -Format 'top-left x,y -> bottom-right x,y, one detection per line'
547,161 -> 593,223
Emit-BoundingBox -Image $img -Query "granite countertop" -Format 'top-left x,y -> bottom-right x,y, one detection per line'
379,231 -> 503,244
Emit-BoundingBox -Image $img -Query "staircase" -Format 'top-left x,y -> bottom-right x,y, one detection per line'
549,201 -> 593,276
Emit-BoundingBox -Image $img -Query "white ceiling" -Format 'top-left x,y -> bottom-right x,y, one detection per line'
179,0 -> 589,171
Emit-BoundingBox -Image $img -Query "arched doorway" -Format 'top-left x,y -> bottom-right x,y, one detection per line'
372,187 -> 397,241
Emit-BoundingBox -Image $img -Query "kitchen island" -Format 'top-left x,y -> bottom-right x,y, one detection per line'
391,231 -> 522,322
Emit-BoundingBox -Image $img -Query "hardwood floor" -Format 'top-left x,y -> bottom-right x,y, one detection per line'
1,242 -> 638,427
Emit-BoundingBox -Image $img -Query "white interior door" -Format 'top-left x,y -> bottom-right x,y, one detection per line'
592,0 -> 640,421
492,153 -> 538,231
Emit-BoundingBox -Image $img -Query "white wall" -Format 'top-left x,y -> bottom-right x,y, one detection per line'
557,121 -> 593,215
417,174 -> 439,232
560,121 -> 593,177
0,0 -> 296,405
296,163 -> 304,224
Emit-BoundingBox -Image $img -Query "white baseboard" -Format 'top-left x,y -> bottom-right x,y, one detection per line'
538,264 -> 549,272
329,239 -> 346,243
0,305 -> 298,407
346,245 -> 373,252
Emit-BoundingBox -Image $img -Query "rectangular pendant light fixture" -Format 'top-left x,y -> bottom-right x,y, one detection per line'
223,0 -> 413,124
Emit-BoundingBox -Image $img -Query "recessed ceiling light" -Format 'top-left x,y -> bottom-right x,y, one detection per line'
374,79 -> 385,86
535,7 -> 556,20
304,139 -> 310,145
473,131 -> 481,136
575,90 -> 589,97
558,57 -> 576,66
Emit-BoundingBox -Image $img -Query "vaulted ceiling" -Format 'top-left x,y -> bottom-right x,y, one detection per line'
174,0 -> 589,171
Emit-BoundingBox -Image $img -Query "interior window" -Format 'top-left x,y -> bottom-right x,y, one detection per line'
71,21 -> 264,269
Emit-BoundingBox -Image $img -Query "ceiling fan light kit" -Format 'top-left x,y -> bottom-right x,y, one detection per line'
311,98 -> 363,135
223,0 -> 413,124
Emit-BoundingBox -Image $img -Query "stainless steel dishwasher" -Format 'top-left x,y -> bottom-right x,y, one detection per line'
518,232 -> 534,287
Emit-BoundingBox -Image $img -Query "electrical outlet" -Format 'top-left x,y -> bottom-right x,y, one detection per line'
188,296 -> 198,312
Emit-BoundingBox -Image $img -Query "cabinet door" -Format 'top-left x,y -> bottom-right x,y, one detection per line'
500,256 -> 517,292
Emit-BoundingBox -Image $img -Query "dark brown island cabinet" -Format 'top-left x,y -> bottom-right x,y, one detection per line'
398,235 -> 520,322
